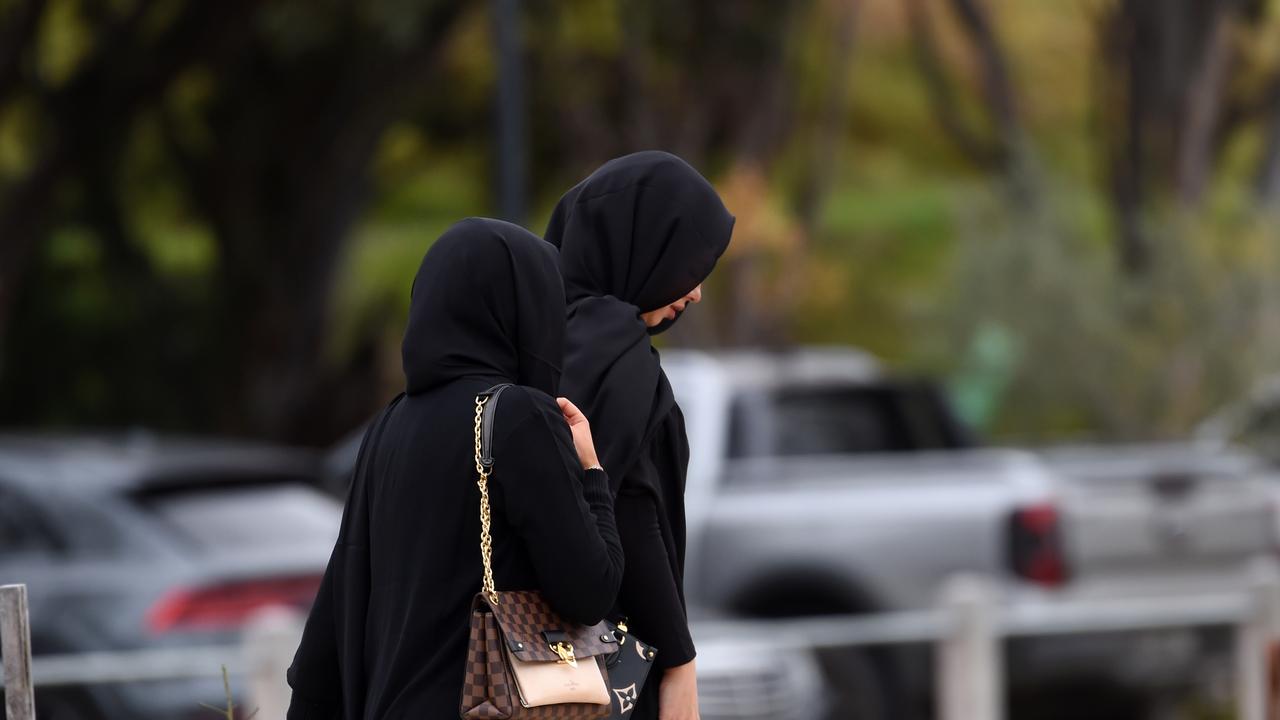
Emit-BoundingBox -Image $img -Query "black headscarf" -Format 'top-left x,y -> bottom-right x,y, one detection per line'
402,217 -> 565,396
545,151 -> 734,486
288,217 -> 626,719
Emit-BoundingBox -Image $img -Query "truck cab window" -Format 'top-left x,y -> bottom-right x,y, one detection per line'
728,383 -> 973,459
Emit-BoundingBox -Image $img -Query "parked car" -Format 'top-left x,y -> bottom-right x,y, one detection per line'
0,433 -> 339,720
664,347 -> 1056,717
664,347 -> 1275,719
692,621 -> 828,720
1019,442 -> 1274,700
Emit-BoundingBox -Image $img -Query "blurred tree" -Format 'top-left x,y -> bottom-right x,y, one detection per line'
905,0 -> 1037,207
525,0 -> 874,347
5,0 -> 1280,444
166,1 -> 465,439
0,0 -> 257,340
1094,0 -> 1273,272
0,0 -> 465,442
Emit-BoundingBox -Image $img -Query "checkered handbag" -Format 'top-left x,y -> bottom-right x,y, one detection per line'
459,386 -> 616,719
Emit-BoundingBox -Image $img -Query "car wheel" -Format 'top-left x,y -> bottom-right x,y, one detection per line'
35,689 -> 104,720
816,647 -> 906,720
1008,677 -> 1149,720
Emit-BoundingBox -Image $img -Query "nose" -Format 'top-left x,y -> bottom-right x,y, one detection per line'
688,285 -> 703,304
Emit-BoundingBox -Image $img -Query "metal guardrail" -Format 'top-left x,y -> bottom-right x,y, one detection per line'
6,564 -> 1280,720
692,593 -> 1251,650
696,608 -> 948,651
1002,591 -> 1250,637
689,582 -> 1267,720
31,646 -> 245,687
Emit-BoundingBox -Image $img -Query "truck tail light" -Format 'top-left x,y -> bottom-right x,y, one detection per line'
1007,503 -> 1069,587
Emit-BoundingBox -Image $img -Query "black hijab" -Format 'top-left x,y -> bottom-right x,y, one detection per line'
289,218 -> 577,719
402,216 -> 565,396
545,151 -> 734,487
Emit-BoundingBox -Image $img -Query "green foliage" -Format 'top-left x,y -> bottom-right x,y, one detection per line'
938,184 -> 1280,440
36,0 -> 92,86
793,172 -> 959,362
0,98 -> 38,175
6,0 -> 1280,444
331,142 -> 488,362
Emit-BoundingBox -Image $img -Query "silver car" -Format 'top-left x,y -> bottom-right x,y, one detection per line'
0,433 -> 339,720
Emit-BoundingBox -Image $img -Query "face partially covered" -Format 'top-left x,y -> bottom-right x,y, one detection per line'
640,284 -> 703,328
544,151 -> 735,322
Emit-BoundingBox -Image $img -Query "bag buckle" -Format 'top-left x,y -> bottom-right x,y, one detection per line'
549,641 -> 578,667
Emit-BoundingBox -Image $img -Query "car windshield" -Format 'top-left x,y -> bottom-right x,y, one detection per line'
728,384 -> 973,458
138,482 -> 340,552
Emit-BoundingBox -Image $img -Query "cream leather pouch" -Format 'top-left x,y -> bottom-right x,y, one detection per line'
504,646 -> 611,707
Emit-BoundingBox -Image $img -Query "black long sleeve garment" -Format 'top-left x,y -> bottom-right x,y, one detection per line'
286,218 -> 624,720
286,381 -> 623,719
544,153 -> 735,720
613,407 -> 695,671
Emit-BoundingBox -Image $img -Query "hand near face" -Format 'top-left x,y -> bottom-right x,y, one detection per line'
556,397 -> 601,471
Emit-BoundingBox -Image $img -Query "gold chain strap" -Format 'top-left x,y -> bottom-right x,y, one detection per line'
474,396 -> 500,605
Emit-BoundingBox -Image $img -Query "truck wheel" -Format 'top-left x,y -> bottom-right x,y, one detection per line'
816,647 -> 905,720
1008,677 -> 1149,720
34,689 -> 103,720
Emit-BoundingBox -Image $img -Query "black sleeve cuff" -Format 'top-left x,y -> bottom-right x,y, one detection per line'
581,468 -> 612,506
658,644 -> 697,671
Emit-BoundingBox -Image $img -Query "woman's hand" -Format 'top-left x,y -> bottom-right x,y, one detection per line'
556,397 -> 601,470
658,660 -> 700,720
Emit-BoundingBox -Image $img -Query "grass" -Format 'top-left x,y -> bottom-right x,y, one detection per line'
198,665 -> 258,720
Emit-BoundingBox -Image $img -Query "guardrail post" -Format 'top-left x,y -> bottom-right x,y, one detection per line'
243,607 -> 305,720
1237,558 -> 1280,720
938,574 -> 1003,720
1,584 -> 36,720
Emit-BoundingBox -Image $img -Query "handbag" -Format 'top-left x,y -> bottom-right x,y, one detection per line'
460,384 -> 617,719
601,618 -> 658,718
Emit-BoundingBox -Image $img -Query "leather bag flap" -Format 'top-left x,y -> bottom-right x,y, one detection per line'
475,591 -> 616,663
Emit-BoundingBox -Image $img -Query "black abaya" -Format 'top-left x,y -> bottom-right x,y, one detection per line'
285,218 -> 625,719
545,152 -> 734,717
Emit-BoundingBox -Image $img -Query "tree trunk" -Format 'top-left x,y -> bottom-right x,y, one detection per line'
1176,4 -> 1234,206
907,0 -> 1037,209
1254,74 -> 1280,207
197,5 -> 465,442
1095,0 -> 1244,271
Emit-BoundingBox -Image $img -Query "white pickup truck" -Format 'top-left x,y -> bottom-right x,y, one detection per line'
664,347 -> 1275,719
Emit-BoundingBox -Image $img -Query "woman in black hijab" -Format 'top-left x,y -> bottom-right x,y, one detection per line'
546,152 -> 735,720
286,218 -> 624,719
